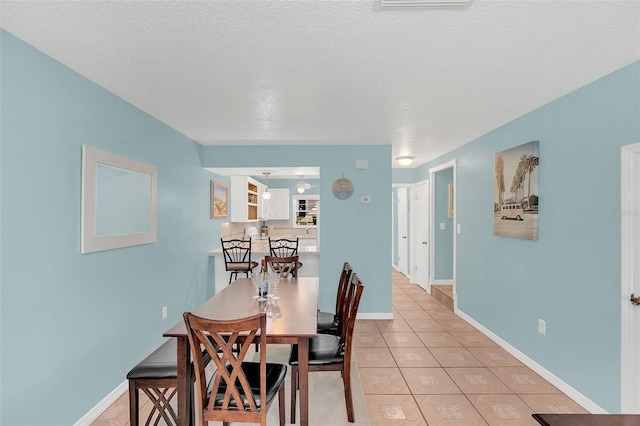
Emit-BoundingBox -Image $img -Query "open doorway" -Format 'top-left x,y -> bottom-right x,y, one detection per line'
429,159 -> 457,310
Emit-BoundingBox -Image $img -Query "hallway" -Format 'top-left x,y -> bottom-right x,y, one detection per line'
357,269 -> 589,425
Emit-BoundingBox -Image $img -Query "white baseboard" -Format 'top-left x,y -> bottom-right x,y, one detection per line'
357,312 -> 393,320
74,380 -> 128,426
456,309 -> 607,414
431,279 -> 453,286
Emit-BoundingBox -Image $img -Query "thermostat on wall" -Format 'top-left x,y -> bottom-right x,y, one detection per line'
361,196 -> 372,203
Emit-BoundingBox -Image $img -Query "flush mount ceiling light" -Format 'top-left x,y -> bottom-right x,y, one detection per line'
396,156 -> 416,166
261,171 -> 272,199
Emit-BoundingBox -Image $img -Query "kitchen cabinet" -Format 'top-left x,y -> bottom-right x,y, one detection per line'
230,176 -> 263,222
265,188 -> 290,220
293,195 -> 319,228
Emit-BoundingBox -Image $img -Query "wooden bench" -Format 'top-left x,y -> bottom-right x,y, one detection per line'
127,338 -> 181,426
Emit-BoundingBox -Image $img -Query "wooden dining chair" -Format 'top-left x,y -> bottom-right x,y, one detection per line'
221,238 -> 259,285
289,273 -> 365,423
268,237 -> 303,274
317,262 -> 353,336
264,255 -> 299,278
183,312 -> 287,426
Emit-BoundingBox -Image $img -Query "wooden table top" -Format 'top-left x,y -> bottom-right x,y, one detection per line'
532,414 -> 640,426
164,276 -> 319,339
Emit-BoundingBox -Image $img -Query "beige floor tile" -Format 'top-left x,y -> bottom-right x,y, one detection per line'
376,318 -> 414,333
359,367 -> 411,395
397,309 -> 433,320
353,332 -> 389,348
491,367 -> 560,394
366,394 -> 427,426
519,394 -> 590,414
393,292 -> 413,302
354,346 -> 398,368
393,300 -> 423,311
429,347 -> 484,367
466,346 -> 523,367
389,347 -> 440,368
450,331 -> 497,347
445,367 -> 512,394
437,319 -> 477,332
415,394 -> 488,425
400,368 -> 462,394
382,332 -> 426,348
416,332 -> 462,348
355,319 -> 381,333
417,300 -> 450,310
468,394 -> 539,425
425,309 -> 460,320
406,318 -> 446,332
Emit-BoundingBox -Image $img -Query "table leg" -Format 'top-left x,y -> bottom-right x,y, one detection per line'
176,336 -> 192,426
298,337 -> 309,426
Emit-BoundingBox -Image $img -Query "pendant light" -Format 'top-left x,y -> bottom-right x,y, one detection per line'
262,172 -> 272,199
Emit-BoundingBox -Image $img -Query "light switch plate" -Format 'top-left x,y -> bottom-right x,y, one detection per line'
361,195 -> 372,203
355,160 -> 369,169
440,223 -> 446,230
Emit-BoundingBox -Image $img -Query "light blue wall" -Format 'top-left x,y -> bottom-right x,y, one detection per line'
0,31 -> 226,424
434,168 -> 453,280
201,146 -> 393,316
412,61 -> 639,412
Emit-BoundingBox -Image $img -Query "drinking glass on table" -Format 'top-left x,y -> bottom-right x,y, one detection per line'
252,274 -> 266,302
268,271 -> 281,300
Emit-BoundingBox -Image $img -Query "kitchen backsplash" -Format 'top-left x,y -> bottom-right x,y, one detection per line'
221,220 -> 318,240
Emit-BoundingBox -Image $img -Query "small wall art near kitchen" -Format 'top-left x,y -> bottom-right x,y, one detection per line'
494,140 -> 539,240
211,181 -> 228,218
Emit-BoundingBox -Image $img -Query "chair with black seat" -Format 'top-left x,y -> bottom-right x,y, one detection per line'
221,238 -> 259,285
289,273 -> 365,423
268,237 -> 303,276
183,312 -> 287,426
317,262 -> 353,335
264,255 -> 299,278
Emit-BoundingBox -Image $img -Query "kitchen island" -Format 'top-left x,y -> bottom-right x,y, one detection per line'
210,237 -> 319,294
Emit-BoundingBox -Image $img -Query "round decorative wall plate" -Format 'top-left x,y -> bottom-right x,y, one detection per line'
332,177 -> 354,200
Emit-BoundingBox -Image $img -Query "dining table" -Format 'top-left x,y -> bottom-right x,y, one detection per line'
163,276 -> 319,426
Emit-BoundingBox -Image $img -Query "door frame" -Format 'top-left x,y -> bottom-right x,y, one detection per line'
429,159 -> 457,305
397,186 -> 409,275
410,180 -> 430,291
621,142 -> 640,413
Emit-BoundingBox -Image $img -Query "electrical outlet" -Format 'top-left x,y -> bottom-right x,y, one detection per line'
162,306 -> 168,320
538,318 -> 546,335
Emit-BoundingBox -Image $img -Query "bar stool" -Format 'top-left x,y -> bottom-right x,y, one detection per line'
221,238 -> 259,285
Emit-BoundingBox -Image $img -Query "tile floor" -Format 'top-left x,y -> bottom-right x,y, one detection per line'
359,269 -> 588,425
92,269 -> 589,425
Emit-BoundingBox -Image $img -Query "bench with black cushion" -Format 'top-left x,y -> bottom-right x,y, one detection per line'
127,338 -> 182,426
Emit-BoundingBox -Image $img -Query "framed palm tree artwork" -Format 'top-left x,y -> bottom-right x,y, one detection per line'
494,141 -> 539,240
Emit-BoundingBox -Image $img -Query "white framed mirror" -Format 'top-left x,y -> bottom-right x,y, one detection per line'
81,145 -> 158,253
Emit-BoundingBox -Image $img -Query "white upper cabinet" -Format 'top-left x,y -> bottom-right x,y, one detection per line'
230,176 -> 262,222
267,188 -> 290,220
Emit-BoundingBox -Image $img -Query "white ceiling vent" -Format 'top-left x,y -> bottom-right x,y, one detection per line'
375,0 -> 471,9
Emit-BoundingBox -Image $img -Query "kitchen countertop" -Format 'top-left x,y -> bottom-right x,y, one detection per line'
209,240 -> 319,255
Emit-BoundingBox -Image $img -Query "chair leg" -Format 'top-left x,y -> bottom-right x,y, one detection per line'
128,381 -> 138,426
343,366 -> 355,422
290,365 -> 298,424
278,383 -> 286,426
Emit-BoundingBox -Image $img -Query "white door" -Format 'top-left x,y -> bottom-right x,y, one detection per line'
621,143 -> 640,413
413,181 -> 429,291
397,187 -> 408,274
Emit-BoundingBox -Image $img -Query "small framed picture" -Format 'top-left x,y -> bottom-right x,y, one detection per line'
211,181 -> 228,219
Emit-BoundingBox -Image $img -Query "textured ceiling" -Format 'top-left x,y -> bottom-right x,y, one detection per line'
1,0 -> 638,167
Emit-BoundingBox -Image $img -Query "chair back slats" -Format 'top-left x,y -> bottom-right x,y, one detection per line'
221,238 -> 253,264
340,273 -> 365,364
183,312 -> 266,419
265,255 -> 299,278
268,238 -> 299,258
335,262 -> 353,328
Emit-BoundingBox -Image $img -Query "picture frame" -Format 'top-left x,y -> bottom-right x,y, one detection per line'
211,181 -> 228,219
81,145 -> 158,253
493,140 -> 539,240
